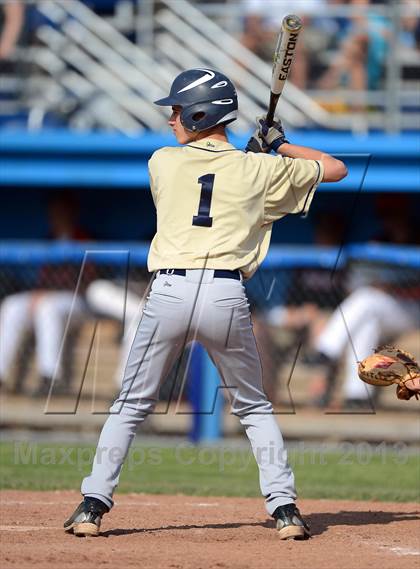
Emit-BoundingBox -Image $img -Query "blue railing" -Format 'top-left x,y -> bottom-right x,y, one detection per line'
1,131 -> 419,191
0,241 -> 418,268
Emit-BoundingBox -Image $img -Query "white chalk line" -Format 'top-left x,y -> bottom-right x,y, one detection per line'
0,500 -> 220,507
0,500 -> 223,531
0,503 -> 220,532
0,525 -> 61,532
379,545 -> 420,557
186,503 -> 219,507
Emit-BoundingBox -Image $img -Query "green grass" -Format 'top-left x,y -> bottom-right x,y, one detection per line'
1,442 -> 419,502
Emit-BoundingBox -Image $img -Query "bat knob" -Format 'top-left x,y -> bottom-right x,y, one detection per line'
284,14 -> 302,31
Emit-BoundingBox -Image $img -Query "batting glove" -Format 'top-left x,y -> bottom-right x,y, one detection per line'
244,131 -> 268,154
247,117 -> 289,152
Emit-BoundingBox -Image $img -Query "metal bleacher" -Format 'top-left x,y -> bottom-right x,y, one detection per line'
26,0 -> 334,133
2,0 -> 419,134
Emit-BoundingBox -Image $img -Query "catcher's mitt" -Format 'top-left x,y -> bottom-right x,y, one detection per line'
358,346 -> 420,400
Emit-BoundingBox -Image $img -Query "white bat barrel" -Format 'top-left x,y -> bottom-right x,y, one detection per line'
271,15 -> 303,96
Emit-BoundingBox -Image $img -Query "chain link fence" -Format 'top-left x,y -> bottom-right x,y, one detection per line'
0,243 -> 418,411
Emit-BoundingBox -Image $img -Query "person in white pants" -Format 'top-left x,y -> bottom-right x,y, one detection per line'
85,280 -> 146,386
0,191 -> 92,395
314,285 -> 418,407
0,290 -> 86,395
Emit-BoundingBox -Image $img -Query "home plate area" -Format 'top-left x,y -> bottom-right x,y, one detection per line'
1,491 -> 419,569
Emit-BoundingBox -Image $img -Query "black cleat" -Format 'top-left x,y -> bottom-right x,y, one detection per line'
64,497 -> 109,537
272,503 -> 311,540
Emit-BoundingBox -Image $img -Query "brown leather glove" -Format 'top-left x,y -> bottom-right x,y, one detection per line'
358,345 -> 420,400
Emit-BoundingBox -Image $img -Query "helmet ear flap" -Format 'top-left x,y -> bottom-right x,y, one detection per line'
180,105 -> 207,132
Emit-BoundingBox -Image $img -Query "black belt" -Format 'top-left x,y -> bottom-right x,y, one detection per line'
160,269 -> 241,281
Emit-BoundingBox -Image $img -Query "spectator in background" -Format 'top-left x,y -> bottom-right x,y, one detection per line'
373,194 -> 420,245
308,194 -> 420,409
399,0 -> 420,50
0,193 -> 92,397
0,1 -> 24,61
310,271 -> 418,409
254,211 -> 346,405
317,0 -> 392,106
241,0 -> 328,89
415,16 -> 420,51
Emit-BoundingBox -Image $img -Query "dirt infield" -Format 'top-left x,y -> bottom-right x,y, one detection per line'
0,491 -> 419,569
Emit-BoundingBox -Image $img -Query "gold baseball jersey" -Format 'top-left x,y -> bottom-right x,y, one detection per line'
147,138 -> 323,279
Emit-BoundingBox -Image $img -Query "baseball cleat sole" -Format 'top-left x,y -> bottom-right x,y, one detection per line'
277,525 -> 308,540
67,522 -> 100,537
273,504 -> 311,541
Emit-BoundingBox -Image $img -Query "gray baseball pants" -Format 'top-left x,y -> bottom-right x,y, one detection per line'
82,269 -> 296,515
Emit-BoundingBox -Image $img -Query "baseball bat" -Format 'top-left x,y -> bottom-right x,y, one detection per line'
266,14 -> 303,127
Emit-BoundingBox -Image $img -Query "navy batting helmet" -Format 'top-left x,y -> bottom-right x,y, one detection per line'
154,68 -> 238,132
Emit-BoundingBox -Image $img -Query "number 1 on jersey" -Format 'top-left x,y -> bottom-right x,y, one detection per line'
192,174 -> 215,227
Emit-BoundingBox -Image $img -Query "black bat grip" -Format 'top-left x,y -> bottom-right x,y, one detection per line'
266,92 -> 279,127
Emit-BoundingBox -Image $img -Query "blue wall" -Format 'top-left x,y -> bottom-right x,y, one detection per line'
1,131 -> 419,242
2,130 -> 419,191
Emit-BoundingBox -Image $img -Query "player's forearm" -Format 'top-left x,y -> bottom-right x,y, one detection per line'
277,142 -> 348,182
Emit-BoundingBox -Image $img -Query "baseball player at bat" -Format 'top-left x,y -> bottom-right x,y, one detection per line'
64,68 -> 347,540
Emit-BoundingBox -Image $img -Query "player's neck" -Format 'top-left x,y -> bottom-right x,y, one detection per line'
191,126 -> 228,143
